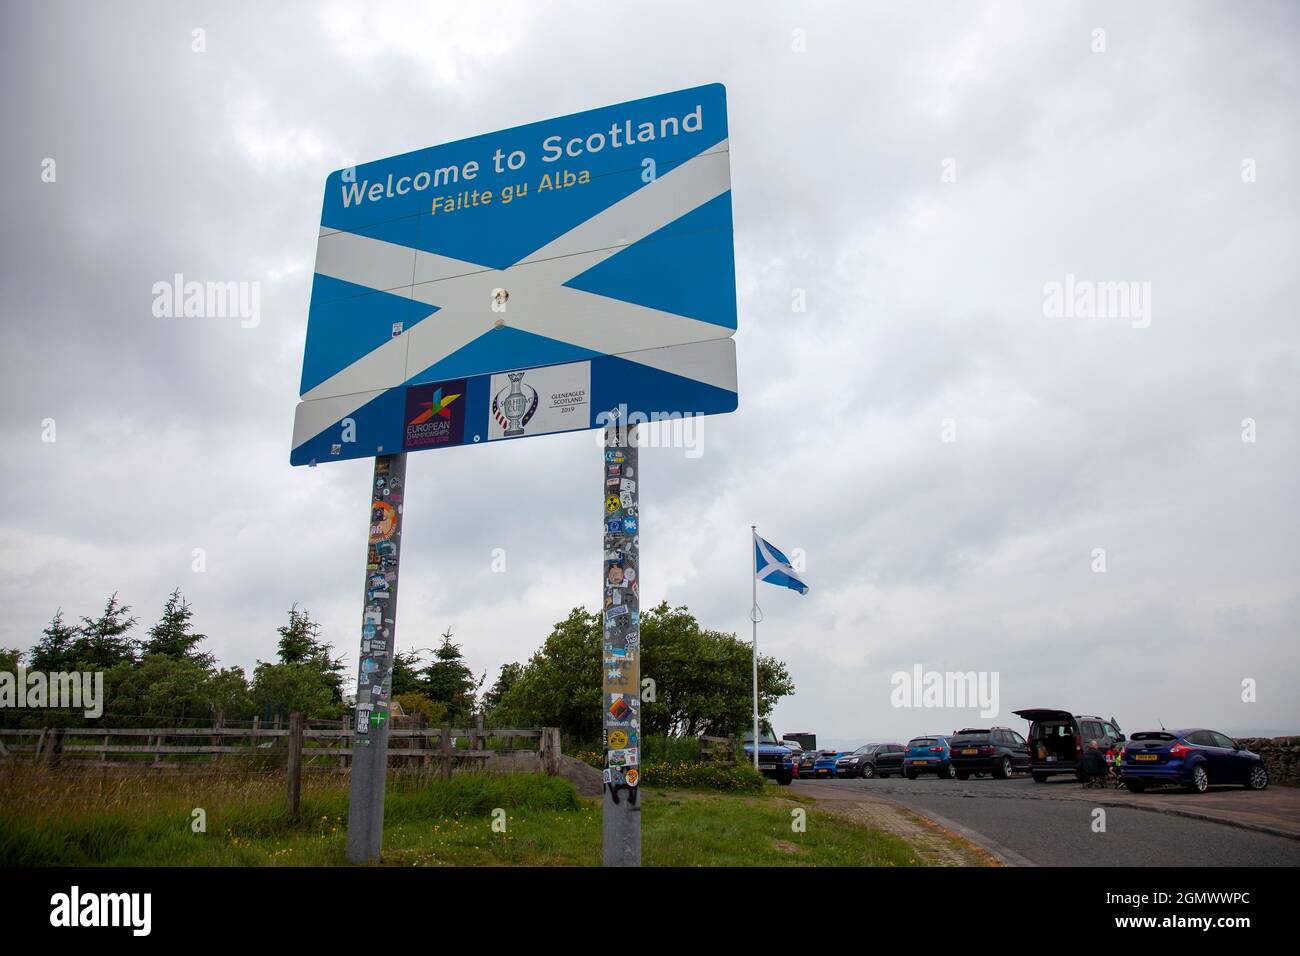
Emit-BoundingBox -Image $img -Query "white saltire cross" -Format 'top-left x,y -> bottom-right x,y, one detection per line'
294,142 -> 733,450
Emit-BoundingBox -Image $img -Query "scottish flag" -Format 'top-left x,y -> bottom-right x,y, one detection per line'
754,534 -> 809,595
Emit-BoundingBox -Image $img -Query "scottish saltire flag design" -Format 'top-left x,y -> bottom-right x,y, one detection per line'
292,83 -> 738,465
754,534 -> 810,595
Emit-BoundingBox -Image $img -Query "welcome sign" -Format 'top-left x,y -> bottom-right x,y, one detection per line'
291,83 -> 739,465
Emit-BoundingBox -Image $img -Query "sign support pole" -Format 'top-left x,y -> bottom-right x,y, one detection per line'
602,418 -> 641,866
346,452 -> 407,864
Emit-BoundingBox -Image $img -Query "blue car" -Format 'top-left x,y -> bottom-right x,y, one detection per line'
810,750 -> 849,777
1121,729 -> 1269,793
903,736 -> 955,779
741,733 -> 796,785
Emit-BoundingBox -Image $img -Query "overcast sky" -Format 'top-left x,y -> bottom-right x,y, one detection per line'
2,1 -> 1297,743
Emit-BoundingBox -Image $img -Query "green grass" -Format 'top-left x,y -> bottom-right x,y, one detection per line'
0,770 -> 921,867
569,734 -> 719,766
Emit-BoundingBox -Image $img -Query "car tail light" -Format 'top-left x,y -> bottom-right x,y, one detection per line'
929,746 -> 943,752
1074,734 -> 1083,755
980,746 -> 995,754
1169,742 -> 1192,759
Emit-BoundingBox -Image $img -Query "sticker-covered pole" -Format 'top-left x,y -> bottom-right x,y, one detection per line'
602,417 -> 641,866
346,452 -> 407,864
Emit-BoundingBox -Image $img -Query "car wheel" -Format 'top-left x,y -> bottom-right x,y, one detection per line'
1185,765 -> 1209,793
777,771 -> 792,786
942,763 -> 957,779
1125,779 -> 1146,793
994,756 -> 1012,779
1246,765 -> 1269,791
1031,772 -> 1048,784
861,763 -> 875,779
905,769 -> 917,780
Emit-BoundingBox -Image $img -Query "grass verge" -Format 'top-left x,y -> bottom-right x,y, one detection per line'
0,769 -> 921,867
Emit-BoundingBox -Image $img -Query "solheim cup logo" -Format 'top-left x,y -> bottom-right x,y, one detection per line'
493,371 -> 538,437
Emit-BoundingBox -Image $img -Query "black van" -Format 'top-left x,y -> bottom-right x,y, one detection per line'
1012,709 -> 1125,782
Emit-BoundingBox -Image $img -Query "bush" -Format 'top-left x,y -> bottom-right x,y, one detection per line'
568,734 -> 715,768
393,692 -> 447,724
642,735 -> 703,763
642,761 -> 765,792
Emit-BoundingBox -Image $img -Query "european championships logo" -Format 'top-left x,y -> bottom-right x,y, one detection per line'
404,383 -> 463,450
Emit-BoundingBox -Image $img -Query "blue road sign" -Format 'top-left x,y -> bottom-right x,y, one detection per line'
292,83 -> 738,465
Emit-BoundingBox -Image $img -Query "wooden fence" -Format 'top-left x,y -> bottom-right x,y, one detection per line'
0,720 -> 563,777
697,735 -> 738,765
1,717 -> 561,821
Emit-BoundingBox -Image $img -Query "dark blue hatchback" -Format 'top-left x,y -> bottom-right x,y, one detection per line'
1121,729 -> 1269,793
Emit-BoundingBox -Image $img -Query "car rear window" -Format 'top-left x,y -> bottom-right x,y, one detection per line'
909,738 -> 936,747
1131,732 -> 1176,742
1033,720 -> 1073,738
951,732 -> 989,742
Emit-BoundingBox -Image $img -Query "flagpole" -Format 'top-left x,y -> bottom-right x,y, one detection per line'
751,525 -> 759,772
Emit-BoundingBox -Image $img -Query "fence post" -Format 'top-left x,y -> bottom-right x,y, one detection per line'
50,727 -> 65,769
212,710 -> 224,764
541,728 -> 561,775
474,714 -> 485,751
287,712 -> 303,823
341,715 -> 351,772
440,723 -> 453,781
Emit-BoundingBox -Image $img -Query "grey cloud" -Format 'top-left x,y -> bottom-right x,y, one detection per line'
1,0 -> 1296,739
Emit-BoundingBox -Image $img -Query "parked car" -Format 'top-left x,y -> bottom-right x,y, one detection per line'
798,747 -> 818,777
836,743 -> 905,778
741,732 -> 795,785
873,745 -> 907,778
1013,709 -> 1125,782
947,727 -> 1031,779
903,736 -> 955,779
810,749 -> 848,778
781,740 -> 804,778
1122,729 -> 1269,793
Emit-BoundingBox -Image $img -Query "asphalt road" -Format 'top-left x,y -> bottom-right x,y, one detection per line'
794,775 -> 1300,866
